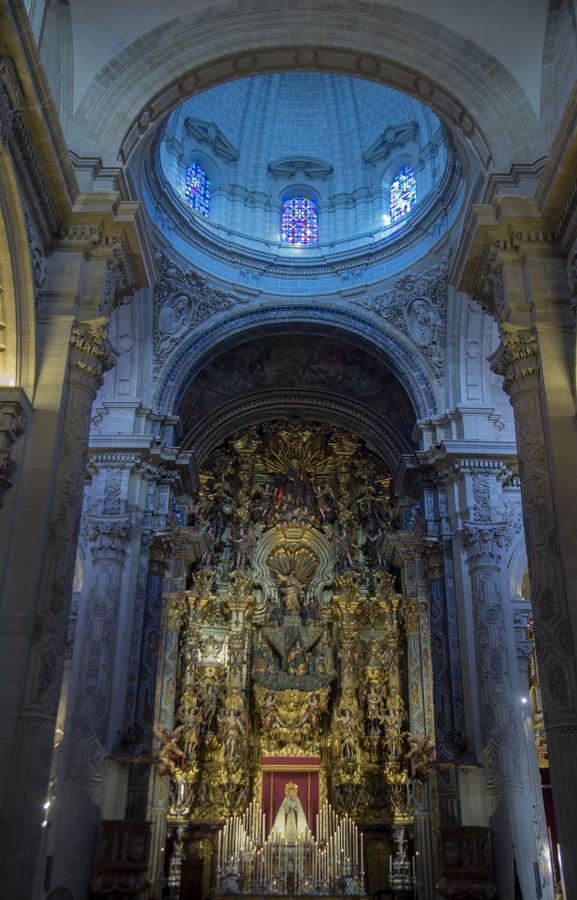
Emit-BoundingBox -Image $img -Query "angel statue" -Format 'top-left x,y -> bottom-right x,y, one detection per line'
154,725 -> 185,777
405,734 -> 435,780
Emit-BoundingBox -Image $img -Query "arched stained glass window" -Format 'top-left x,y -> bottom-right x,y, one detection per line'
389,166 -> 416,222
281,196 -> 318,245
184,162 -> 210,217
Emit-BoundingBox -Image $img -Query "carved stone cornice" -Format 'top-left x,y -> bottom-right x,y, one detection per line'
69,318 -> 115,396
0,388 -> 30,507
489,327 -> 539,397
87,517 -> 131,562
463,523 -> 507,569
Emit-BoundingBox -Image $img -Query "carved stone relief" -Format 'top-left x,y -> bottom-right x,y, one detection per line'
153,253 -> 247,375
356,255 -> 449,372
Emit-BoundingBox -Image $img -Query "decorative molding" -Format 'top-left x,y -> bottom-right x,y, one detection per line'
0,55 -> 58,233
363,121 -> 419,165
268,156 -> 333,180
23,209 -> 46,307
184,116 -> 239,162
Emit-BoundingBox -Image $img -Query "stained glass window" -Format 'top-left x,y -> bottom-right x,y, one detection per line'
389,166 -> 416,222
184,162 -> 210,217
281,196 -> 318,245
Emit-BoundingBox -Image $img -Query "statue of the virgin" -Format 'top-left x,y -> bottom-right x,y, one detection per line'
270,782 -> 309,842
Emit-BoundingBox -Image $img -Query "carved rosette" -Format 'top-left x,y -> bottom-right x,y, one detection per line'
87,518 -> 131,563
69,318 -> 115,397
490,327 -> 539,399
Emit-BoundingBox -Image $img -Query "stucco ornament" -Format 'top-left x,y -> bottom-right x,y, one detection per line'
356,254 -> 448,372
363,121 -> 419,164
154,253 -> 247,375
406,297 -> 441,350
184,116 -> 239,162
158,293 -> 193,349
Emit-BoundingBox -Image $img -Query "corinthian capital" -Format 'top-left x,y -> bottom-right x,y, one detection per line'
87,517 -> 131,562
69,317 -> 115,395
463,523 -> 507,569
489,326 -> 539,397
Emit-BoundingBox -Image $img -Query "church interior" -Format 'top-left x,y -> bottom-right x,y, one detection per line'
1,1 -> 577,899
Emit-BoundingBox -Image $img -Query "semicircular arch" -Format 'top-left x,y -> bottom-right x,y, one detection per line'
69,2 -> 543,173
154,303 -> 440,425
181,390 -> 414,471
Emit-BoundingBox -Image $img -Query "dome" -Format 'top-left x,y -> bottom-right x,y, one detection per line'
144,73 -> 463,293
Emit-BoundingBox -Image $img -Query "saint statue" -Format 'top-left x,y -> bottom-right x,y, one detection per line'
277,571 -> 304,614
286,640 -> 309,676
276,458 -> 310,507
270,782 -> 309,842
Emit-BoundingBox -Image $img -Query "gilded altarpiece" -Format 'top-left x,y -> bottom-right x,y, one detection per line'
154,424 -> 434,895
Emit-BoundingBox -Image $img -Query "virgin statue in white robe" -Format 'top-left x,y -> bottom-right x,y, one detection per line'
270,782 -> 309,842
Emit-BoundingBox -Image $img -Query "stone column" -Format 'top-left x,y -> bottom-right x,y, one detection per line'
0,318 -> 114,896
461,218 -> 577,898
126,531 -> 174,821
49,505 -> 131,898
515,629 -> 554,896
463,521 -> 549,900
491,326 -> 577,897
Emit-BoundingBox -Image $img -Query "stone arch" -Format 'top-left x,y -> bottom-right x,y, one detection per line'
0,151 -> 36,395
181,391 -> 413,472
154,303 -> 440,425
69,2 -> 543,172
